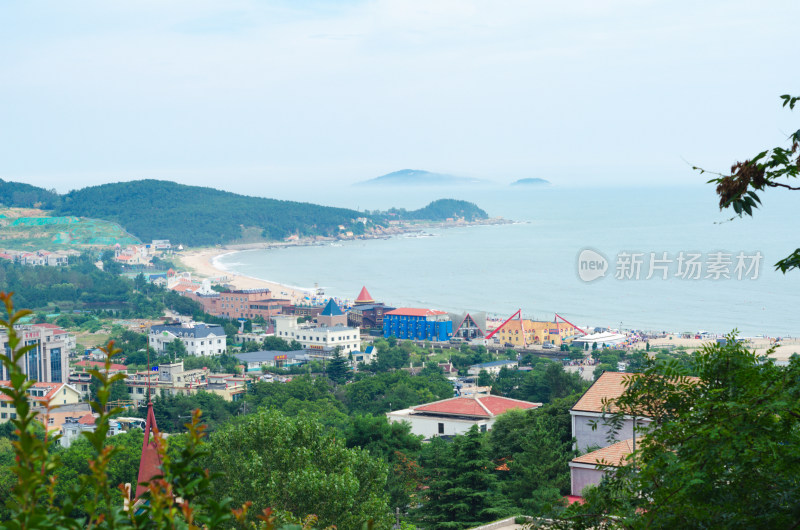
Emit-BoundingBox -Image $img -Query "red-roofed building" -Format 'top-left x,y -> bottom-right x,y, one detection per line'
384,308 -> 453,341
387,395 -> 541,439
0,381 -> 82,424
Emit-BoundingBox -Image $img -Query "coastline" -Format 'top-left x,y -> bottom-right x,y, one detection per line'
175,217 -> 509,304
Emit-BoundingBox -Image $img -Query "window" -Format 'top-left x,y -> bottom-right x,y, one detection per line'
438,423 -> 444,434
48,417 -> 54,425
0,413 -> 6,419
480,424 -> 487,433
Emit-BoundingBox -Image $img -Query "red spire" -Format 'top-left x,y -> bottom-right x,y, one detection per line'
135,402 -> 163,498
355,286 -> 374,304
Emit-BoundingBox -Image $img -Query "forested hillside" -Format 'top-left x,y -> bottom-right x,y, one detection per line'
381,198 -> 488,222
0,179 -> 491,246
53,180 -> 365,246
0,179 -> 60,209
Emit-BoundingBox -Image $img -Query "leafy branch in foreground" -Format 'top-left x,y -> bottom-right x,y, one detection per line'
698,93 -> 800,272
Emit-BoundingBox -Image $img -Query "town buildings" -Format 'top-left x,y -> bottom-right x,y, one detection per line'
383,308 -> 453,341
274,316 -> 361,354
234,350 -> 309,372
0,381 -> 81,423
68,360 -> 129,398
184,288 -> 290,320
148,322 -> 226,356
347,286 -> 394,329
0,323 -> 72,383
124,361 -> 246,406
387,395 -> 540,439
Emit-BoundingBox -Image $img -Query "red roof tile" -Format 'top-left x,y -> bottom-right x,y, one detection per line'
78,413 -> 96,425
413,395 -> 539,418
386,307 -> 448,317
355,286 -> 374,303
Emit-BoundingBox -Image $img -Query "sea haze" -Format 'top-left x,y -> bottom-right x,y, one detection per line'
216,184 -> 799,337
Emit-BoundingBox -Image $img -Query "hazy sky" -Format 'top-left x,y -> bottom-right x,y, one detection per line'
1,0 -> 797,195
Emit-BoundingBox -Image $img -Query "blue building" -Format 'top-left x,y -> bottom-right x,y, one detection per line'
383,308 -> 453,342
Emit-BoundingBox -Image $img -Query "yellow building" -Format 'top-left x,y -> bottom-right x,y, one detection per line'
495,319 -> 580,348
0,381 -> 82,423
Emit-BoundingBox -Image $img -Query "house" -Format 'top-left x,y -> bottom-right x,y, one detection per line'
387,395 -> 540,439
234,350 -> 309,372
467,359 -> 518,376
569,438 -> 639,496
351,345 -> 376,366
60,413 -> 100,448
570,371 -> 650,453
0,381 -> 82,423
148,322 -> 226,356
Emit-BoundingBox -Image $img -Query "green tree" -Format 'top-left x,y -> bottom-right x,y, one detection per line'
552,334 -> 800,528
327,348 -> 349,385
477,369 -> 493,387
164,338 -> 187,360
205,409 -> 392,529
415,427 -> 510,529
703,94 -> 800,272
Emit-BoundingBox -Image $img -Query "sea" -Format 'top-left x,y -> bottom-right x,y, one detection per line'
214,184 -> 800,337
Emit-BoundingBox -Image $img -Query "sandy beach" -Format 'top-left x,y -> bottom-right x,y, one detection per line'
176,247 -> 312,304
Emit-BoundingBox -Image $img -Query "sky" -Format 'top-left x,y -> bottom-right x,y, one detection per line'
0,0 -> 797,196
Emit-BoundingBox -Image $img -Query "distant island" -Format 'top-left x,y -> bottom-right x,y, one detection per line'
357,169 -> 486,186
510,178 -> 550,186
0,179 -> 490,248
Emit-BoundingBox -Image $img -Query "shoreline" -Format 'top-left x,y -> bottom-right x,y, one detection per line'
175,218 -> 509,305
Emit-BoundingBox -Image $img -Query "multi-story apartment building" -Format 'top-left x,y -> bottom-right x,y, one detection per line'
274,316 -> 361,354
0,323 -> 72,383
185,288 -> 290,320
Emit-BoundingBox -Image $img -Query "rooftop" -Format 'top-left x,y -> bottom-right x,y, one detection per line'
410,395 -> 539,418
355,286 -> 374,303
320,298 -> 344,316
572,438 -> 640,467
386,307 -> 448,317
571,371 -> 633,413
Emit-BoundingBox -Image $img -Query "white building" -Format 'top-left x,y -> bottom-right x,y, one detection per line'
148,323 -> 226,356
467,359 -> 518,376
387,395 -> 541,439
274,316 -> 360,354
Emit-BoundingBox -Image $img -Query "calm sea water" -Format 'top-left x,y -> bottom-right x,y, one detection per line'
216,185 -> 800,337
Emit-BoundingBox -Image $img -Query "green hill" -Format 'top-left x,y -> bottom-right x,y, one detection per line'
0,179 -> 490,247
382,199 -> 488,222
53,180 -> 367,246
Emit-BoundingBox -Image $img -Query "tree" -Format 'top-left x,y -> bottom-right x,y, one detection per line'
327,348 -> 349,385
552,334 -> 800,528
415,427 -> 510,529
477,369 -> 493,387
205,409 -> 392,529
164,337 -> 187,360
702,94 -> 800,272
